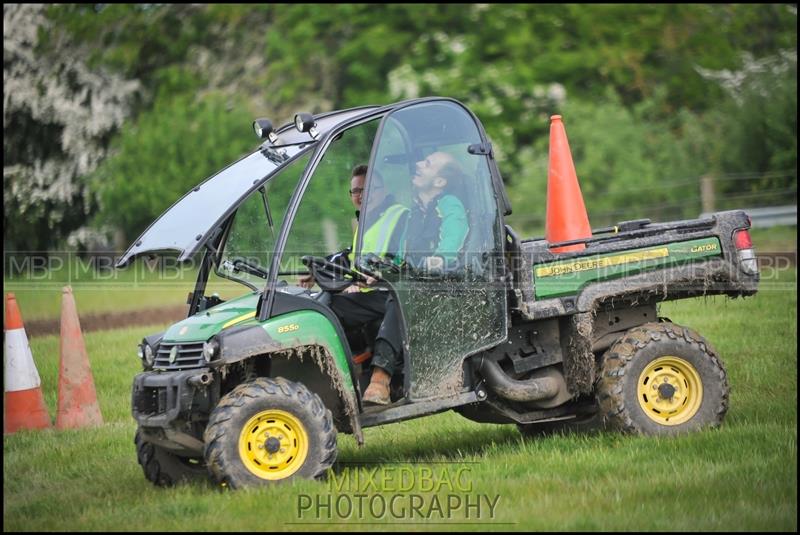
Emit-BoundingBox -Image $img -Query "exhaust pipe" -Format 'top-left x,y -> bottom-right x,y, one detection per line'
479,358 -> 561,402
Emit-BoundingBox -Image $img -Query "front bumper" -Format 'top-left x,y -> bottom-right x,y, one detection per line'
131,369 -> 216,428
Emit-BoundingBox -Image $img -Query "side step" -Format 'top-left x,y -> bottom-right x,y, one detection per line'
360,390 -> 482,428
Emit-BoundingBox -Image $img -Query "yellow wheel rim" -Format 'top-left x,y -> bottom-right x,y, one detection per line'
238,409 -> 309,480
637,356 -> 703,426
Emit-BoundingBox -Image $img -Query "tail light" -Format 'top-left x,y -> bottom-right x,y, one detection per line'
733,228 -> 758,275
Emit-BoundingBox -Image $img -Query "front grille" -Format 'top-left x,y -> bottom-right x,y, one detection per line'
134,385 -> 175,415
154,341 -> 205,371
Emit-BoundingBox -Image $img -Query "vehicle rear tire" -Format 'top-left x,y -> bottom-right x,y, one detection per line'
596,322 -> 729,435
203,377 -> 337,489
135,429 -> 209,487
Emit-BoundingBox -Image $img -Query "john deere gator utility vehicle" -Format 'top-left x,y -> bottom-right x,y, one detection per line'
117,97 -> 760,488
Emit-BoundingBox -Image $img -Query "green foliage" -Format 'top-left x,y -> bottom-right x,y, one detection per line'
16,4 -> 796,249
505,89 -> 708,233
718,56 -> 797,197
43,5 -> 216,88
91,92 -> 255,242
261,4 -> 473,109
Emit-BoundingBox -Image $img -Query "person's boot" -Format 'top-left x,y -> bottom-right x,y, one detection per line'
363,367 -> 391,405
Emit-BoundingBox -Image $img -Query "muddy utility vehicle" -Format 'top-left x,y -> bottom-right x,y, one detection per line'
118,98 -> 760,488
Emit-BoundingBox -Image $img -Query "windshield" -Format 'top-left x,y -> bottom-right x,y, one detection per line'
217,152 -> 311,288
116,146 -> 309,267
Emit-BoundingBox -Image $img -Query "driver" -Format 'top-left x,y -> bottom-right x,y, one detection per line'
299,164 -> 409,406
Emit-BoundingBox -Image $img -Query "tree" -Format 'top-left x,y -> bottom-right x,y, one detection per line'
91,92 -> 255,243
3,4 -> 140,251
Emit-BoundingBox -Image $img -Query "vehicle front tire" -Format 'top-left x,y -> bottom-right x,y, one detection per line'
135,429 -> 209,487
203,377 -> 337,489
596,322 -> 729,435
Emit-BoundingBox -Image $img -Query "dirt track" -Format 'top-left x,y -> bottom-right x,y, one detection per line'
25,305 -> 188,338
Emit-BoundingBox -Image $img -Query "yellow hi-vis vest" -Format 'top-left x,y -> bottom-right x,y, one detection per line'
347,203 -> 409,267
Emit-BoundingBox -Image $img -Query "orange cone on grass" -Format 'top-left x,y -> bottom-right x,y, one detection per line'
545,115 -> 592,253
4,293 -> 51,433
55,286 -> 103,430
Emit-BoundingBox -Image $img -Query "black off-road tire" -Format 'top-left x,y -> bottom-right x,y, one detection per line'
203,377 -> 337,489
135,429 -> 209,487
597,322 -> 729,435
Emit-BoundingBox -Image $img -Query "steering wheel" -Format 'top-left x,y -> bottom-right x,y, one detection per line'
359,253 -> 402,274
301,256 -> 373,293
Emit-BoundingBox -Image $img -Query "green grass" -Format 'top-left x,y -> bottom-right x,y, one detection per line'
3,272 -> 796,531
748,224 -> 797,253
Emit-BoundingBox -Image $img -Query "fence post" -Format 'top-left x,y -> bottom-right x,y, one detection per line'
701,175 -> 716,214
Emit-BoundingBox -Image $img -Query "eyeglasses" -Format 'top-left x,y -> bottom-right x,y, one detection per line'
350,182 -> 386,196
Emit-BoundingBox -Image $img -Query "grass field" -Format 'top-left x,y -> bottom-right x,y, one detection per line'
4,263 -> 796,531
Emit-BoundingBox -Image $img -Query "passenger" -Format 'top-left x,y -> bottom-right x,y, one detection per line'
401,151 -> 469,273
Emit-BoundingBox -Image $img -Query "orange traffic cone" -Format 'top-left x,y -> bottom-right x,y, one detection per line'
55,286 -> 103,430
4,293 -> 51,433
545,115 -> 592,253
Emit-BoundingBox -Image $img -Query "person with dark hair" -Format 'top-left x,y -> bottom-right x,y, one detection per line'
401,151 -> 469,272
297,163 -> 369,290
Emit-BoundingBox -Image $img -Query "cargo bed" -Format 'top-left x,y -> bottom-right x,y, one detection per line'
508,210 -> 760,320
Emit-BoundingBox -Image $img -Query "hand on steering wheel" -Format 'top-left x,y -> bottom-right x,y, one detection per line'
300,256 -> 374,293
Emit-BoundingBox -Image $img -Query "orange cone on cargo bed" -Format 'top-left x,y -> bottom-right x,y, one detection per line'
545,115 -> 592,253
55,286 -> 103,430
4,293 -> 52,434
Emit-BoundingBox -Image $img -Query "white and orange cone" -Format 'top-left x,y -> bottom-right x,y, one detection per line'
4,293 -> 51,434
55,286 -> 103,430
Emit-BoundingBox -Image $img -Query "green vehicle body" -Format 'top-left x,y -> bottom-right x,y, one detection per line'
533,236 -> 722,299
164,293 -> 351,391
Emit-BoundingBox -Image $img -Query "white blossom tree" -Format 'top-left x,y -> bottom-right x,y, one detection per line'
3,4 -> 140,251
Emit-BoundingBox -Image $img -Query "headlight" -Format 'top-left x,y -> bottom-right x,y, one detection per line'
253,118 -> 278,143
143,343 -> 155,367
202,339 -> 219,363
137,344 -> 144,360
293,112 -> 319,139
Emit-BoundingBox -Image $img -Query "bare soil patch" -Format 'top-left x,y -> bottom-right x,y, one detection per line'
26,305 -> 187,338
